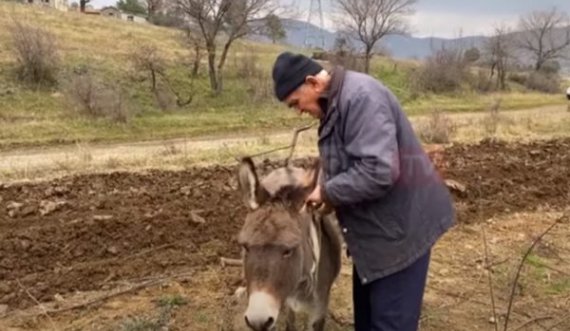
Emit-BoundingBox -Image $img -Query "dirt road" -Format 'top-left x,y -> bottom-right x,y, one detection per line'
1,105 -> 567,181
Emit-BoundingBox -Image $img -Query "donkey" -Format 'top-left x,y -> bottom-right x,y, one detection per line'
236,157 -> 342,331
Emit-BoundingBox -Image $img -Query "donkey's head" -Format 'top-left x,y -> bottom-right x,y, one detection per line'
236,157 -> 320,331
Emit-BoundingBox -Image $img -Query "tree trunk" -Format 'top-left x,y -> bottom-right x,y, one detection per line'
192,44 -> 201,77
206,44 -> 219,93
215,39 -> 234,95
535,58 -> 544,71
151,69 -> 157,92
364,45 -> 373,74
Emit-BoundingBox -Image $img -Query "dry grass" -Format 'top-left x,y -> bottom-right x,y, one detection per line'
416,109 -> 457,144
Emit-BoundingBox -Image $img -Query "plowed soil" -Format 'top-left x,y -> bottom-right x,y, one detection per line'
1,138 -> 569,312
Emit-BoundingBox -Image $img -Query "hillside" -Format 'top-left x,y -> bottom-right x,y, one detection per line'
0,2 -> 565,151
267,19 -> 570,73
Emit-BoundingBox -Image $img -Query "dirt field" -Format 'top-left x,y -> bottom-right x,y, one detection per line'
1,138 -> 569,331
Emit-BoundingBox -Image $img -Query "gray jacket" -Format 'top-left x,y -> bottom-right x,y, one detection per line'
319,67 -> 455,285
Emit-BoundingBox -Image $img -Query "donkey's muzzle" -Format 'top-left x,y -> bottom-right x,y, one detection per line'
244,291 -> 279,331
245,315 -> 275,331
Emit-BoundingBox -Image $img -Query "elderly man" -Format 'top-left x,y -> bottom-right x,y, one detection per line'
271,52 -> 455,331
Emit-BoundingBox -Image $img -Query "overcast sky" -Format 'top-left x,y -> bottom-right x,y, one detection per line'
89,0 -> 570,38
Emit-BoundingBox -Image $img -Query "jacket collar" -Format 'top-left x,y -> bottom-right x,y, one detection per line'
318,66 -> 346,139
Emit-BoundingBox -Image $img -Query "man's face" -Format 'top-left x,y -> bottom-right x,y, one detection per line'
284,76 -> 326,119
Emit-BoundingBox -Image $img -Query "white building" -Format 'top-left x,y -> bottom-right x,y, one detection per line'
23,0 -> 69,12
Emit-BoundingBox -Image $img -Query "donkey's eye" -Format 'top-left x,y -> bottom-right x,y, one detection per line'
283,249 -> 293,258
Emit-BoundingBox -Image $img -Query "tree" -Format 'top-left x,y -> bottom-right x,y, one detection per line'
517,7 -> 570,71
117,0 -> 147,16
175,0 -> 276,94
145,0 -> 163,18
485,25 -> 516,90
79,0 -> 90,12
264,14 -> 286,44
334,0 -> 417,73
464,47 -> 481,63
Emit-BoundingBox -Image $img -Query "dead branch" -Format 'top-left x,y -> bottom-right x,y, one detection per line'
285,123 -> 318,166
220,257 -> 243,267
236,122 -> 317,162
503,215 -> 565,331
11,272 -> 195,318
483,227 -> 499,331
545,313 -> 570,331
512,316 -> 553,331
16,279 -> 59,331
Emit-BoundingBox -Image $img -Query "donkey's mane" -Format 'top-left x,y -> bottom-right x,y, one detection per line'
269,184 -> 311,209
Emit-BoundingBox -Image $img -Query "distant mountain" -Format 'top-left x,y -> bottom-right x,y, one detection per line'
249,18 -> 570,73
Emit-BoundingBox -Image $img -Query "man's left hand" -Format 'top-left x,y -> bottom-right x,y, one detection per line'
306,185 -> 323,206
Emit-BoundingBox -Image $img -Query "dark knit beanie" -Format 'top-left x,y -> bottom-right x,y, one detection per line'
272,52 -> 324,101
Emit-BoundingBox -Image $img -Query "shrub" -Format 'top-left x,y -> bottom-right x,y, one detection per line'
235,52 -> 273,103
65,70 -> 131,124
473,70 -> 496,93
8,21 -> 59,88
525,72 -> 561,94
416,109 -> 457,144
415,48 -> 471,93
508,72 -> 528,85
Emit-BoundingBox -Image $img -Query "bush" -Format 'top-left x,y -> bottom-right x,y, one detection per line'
525,72 -> 561,94
234,52 -> 273,103
416,109 -> 457,144
473,70 -> 496,93
8,21 -> 59,88
65,71 -> 131,123
415,48 -> 471,93
508,72 -> 528,85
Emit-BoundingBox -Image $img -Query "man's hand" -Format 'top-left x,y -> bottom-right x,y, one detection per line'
306,185 -> 323,206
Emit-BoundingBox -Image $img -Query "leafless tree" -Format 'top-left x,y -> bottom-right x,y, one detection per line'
80,0 -> 90,12
334,0 -> 417,73
175,0 -> 276,94
145,0 -> 163,17
485,25 -> 516,90
517,7 -> 570,71
183,26 -> 205,77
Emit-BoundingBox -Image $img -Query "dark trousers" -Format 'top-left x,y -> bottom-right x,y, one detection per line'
353,250 -> 431,331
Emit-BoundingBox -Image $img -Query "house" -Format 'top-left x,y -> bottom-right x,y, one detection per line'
23,0 -> 68,11
94,6 -> 148,24
121,12 -> 148,24
100,6 -> 121,18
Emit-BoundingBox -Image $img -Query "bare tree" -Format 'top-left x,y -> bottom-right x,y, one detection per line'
334,0 -> 417,73
485,25 -> 516,90
183,27 -> 205,77
80,0 -> 91,12
517,7 -> 570,71
175,0 -> 276,94
145,0 -> 163,18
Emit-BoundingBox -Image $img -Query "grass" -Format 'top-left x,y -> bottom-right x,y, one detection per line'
0,2 -> 567,152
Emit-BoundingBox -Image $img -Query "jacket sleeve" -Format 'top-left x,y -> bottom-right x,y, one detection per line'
322,89 -> 400,206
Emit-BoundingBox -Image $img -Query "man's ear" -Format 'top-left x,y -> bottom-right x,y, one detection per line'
305,75 -> 319,86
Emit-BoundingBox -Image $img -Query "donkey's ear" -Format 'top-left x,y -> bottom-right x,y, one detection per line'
237,157 -> 269,210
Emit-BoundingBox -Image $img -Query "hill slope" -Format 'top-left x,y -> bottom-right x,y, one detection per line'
0,3 -> 564,151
